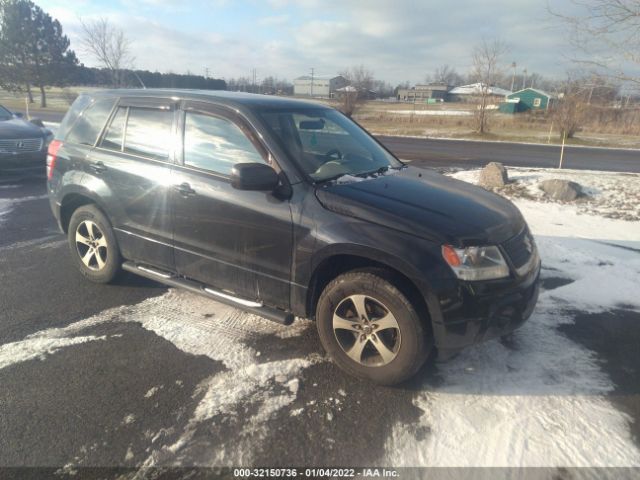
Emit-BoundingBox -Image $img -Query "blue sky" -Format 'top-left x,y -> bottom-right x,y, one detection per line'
35,0 -> 601,85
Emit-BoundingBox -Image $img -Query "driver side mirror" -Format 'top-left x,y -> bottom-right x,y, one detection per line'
13,112 -> 23,118
231,163 -> 280,191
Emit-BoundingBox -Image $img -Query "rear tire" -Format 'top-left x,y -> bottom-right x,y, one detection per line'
67,205 -> 121,284
316,269 -> 432,385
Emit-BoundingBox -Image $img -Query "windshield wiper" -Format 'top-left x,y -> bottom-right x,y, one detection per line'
315,173 -> 351,184
316,166 -> 396,184
354,166 -> 390,177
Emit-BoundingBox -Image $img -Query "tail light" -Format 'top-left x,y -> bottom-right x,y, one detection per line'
46,140 -> 62,180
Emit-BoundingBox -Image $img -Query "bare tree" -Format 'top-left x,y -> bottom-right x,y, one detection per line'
337,86 -> 359,117
550,0 -> 640,86
79,17 -> 134,87
552,74 -> 619,139
337,65 -> 375,116
428,64 -> 464,86
339,65 -> 375,93
470,38 -> 509,134
552,77 -> 589,139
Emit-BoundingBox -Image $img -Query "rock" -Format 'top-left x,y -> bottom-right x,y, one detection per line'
479,162 -> 509,188
539,179 -> 583,201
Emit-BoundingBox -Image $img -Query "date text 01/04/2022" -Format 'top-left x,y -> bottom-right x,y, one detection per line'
232,468 -> 399,478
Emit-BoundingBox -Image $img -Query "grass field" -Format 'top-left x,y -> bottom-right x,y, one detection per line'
2,87 -> 639,149
350,101 -> 640,149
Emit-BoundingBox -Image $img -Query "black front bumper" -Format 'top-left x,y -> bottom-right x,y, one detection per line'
0,151 -> 46,176
432,259 -> 541,359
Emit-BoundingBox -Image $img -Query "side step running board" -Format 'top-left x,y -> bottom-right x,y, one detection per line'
122,261 -> 294,325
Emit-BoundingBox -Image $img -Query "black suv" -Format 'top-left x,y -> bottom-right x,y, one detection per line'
48,90 -> 540,385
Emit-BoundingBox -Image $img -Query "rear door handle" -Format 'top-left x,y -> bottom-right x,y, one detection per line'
173,182 -> 196,197
89,161 -> 107,174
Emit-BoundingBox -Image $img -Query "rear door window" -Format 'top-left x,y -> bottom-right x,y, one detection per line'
99,106 -> 173,161
124,107 -> 173,160
65,98 -> 116,146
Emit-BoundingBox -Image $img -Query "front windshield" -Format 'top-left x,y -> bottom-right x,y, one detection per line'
258,108 -> 402,182
0,106 -> 13,121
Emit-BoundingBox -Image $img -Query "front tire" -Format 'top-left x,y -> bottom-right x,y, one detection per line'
67,205 -> 121,284
316,270 -> 431,385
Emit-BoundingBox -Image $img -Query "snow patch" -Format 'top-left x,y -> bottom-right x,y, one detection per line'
452,167 -> 640,222
144,386 -> 160,398
0,290 -> 319,466
124,446 -> 134,461
273,318 -> 312,338
0,335 -> 107,370
122,414 -> 135,425
336,175 -> 367,184
286,378 -> 300,394
0,194 -> 49,227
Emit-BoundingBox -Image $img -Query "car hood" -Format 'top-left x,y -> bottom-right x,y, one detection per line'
0,117 -> 45,139
315,166 -> 525,246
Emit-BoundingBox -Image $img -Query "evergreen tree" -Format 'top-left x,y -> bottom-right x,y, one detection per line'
0,0 -> 77,106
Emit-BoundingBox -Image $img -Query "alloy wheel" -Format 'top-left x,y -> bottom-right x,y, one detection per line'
75,220 -> 108,271
332,294 -> 401,366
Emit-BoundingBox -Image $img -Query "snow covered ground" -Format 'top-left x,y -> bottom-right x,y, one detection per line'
453,167 -> 640,222
385,167 -> 640,467
1,166 -> 639,468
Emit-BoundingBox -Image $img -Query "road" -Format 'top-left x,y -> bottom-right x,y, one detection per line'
1,175 -> 639,475
32,111 -> 640,173
377,135 -> 640,173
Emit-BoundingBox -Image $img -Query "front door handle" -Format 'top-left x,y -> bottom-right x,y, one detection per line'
89,161 -> 107,174
173,182 -> 196,197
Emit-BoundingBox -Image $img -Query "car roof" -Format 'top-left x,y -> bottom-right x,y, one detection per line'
86,89 -> 332,112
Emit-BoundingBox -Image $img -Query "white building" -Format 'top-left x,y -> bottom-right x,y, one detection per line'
448,83 -> 512,99
293,75 -> 347,98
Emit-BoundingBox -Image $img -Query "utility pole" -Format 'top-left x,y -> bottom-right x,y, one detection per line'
204,67 -> 210,78
310,67 -> 314,97
587,75 -> 596,105
510,61 -> 516,92
522,69 -> 527,90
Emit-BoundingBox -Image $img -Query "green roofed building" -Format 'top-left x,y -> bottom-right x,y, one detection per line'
506,88 -> 553,112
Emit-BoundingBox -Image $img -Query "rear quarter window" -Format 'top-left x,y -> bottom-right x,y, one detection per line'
65,98 -> 116,146
55,94 -> 92,140
100,107 -> 127,151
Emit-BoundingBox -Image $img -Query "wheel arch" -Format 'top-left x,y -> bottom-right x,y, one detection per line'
305,247 -> 435,332
59,189 -> 109,234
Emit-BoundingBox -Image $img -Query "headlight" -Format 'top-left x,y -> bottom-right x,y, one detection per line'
441,245 -> 510,281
